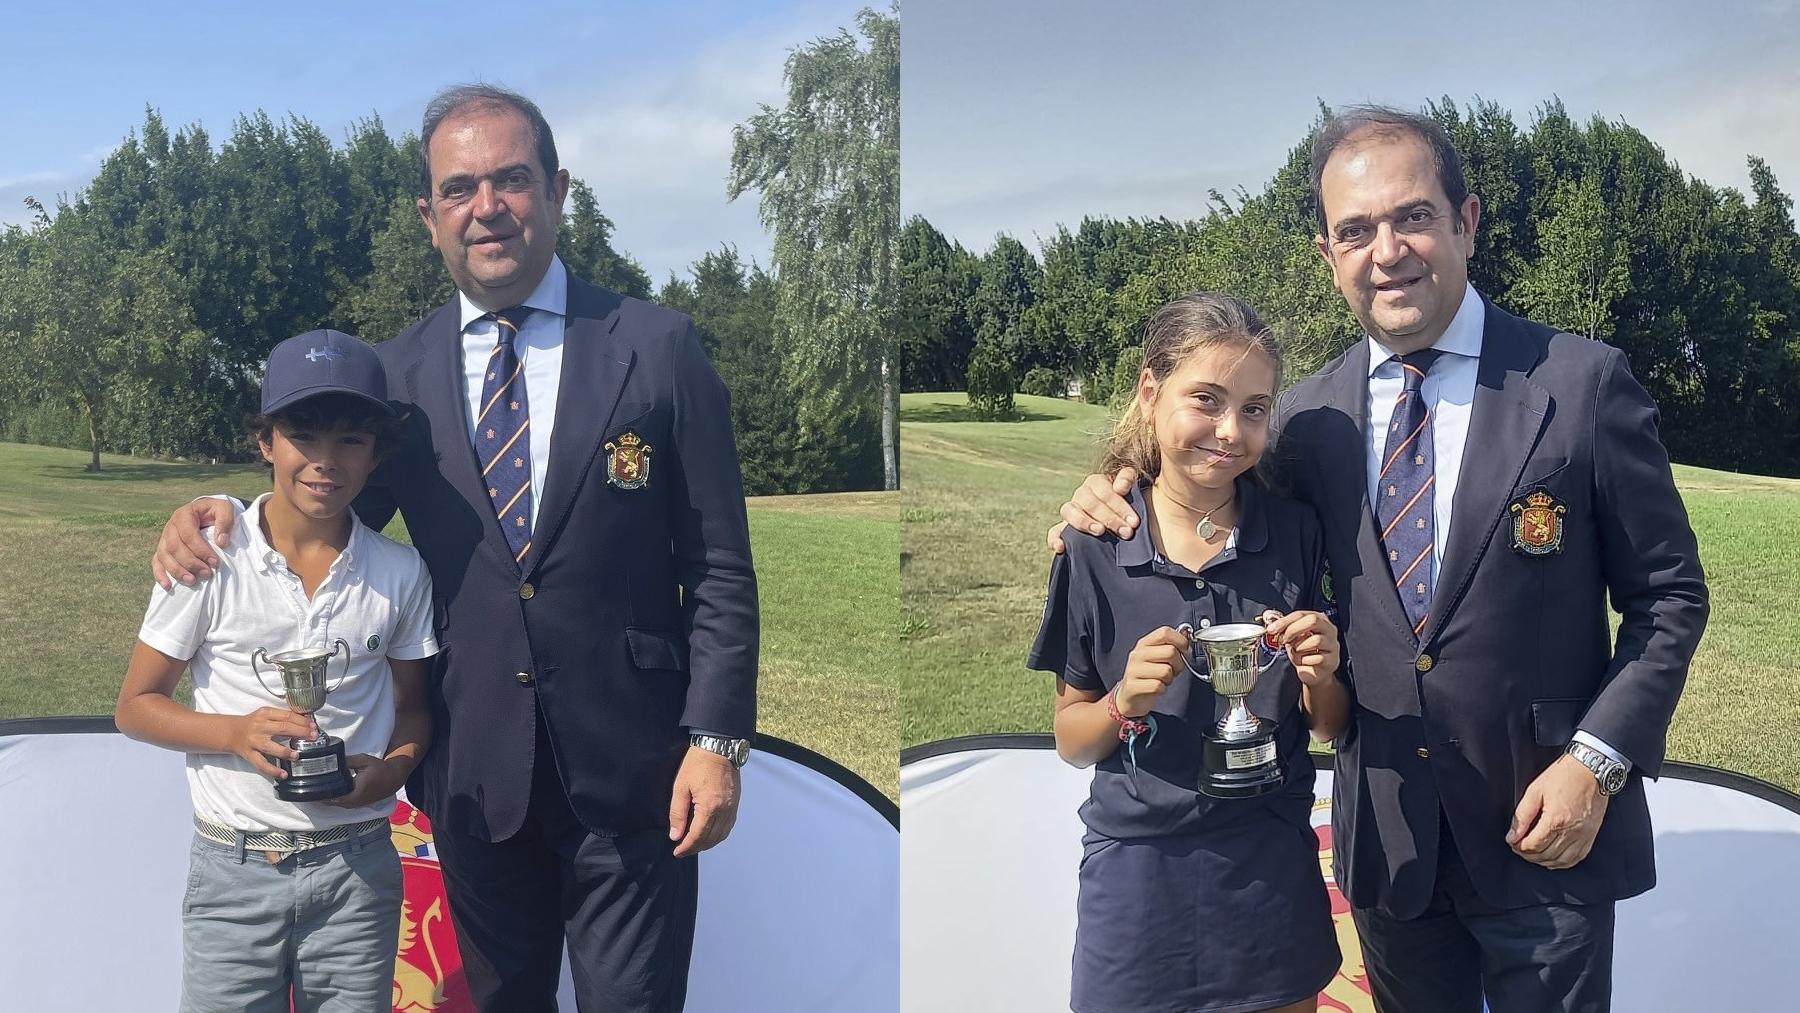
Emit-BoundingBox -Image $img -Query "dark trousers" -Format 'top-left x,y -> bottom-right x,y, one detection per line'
433,714 -> 699,1012
1352,814 -> 1614,1013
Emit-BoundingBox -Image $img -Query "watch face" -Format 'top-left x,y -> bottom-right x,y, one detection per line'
1603,765 -> 1628,794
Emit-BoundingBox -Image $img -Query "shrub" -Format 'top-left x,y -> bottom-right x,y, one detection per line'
1020,367 -> 1064,398
965,344 -> 1018,421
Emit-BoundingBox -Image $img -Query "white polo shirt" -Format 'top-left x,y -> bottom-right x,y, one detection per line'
138,493 -> 438,833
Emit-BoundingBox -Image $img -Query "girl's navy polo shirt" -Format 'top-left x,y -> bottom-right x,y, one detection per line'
1029,476 -> 1330,840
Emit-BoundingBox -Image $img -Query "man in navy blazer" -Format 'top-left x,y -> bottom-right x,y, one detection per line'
155,85 -> 757,1011
1057,106 -> 1707,1011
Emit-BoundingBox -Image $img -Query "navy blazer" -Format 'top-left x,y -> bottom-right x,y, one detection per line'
1273,298 -> 1707,918
355,270 -> 759,842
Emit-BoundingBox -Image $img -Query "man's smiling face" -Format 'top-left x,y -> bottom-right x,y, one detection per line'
1315,128 -> 1480,353
417,102 -> 569,311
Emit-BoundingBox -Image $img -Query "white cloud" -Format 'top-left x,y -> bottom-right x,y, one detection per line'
540,16 -> 848,281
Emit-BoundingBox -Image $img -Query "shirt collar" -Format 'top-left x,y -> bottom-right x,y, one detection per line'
243,492 -> 364,576
457,254 -> 569,332
1113,473 -> 1269,569
1365,282 -> 1484,377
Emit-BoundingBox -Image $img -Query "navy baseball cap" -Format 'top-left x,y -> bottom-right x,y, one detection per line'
260,329 -> 398,417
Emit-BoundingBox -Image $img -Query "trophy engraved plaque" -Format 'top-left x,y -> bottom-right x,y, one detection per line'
1177,621 -> 1285,799
252,639 -> 354,802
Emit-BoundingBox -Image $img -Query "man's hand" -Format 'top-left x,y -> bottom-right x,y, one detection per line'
1047,467 -> 1140,553
669,745 -> 741,857
154,498 -> 239,589
324,754 -> 400,809
1507,753 -> 1609,869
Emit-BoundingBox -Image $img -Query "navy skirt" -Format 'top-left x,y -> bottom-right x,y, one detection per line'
1071,816 -> 1340,1013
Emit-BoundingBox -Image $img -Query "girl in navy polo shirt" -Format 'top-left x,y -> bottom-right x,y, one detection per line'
1031,293 -> 1348,1013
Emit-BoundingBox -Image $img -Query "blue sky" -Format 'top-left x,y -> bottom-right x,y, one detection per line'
903,0 -> 1800,253
1,0 -> 862,285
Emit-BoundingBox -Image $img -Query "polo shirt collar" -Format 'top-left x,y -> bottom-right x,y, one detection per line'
1113,473 -> 1269,569
1365,281 -> 1484,376
457,254 -> 569,332
242,492 -> 365,577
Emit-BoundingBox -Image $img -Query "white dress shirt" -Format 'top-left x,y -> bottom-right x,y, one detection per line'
459,255 -> 569,531
1361,283 -> 1627,771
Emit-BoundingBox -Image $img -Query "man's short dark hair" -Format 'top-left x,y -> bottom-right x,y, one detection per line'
1309,104 -> 1469,236
418,84 -> 560,200
245,392 -> 410,470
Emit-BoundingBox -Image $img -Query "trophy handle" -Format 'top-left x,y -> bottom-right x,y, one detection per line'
250,648 -> 284,701
326,638 -> 352,695
1174,623 -> 1211,682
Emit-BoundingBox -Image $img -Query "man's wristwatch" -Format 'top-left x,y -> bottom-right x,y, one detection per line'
691,734 -> 751,768
1566,742 -> 1628,796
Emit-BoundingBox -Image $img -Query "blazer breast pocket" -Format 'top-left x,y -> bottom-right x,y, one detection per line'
1512,455 -> 1569,493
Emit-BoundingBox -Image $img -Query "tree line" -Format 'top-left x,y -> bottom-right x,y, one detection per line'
902,98 -> 1800,478
0,34 -> 891,497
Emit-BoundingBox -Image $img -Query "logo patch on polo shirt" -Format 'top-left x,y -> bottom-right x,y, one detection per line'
1508,487 -> 1567,556
604,430 -> 652,490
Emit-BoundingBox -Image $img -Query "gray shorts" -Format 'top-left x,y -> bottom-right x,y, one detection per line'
180,823 -> 402,1013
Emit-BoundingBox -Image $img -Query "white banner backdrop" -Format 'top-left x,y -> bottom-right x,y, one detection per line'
901,736 -> 1800,1012
0,720 -> 897,1012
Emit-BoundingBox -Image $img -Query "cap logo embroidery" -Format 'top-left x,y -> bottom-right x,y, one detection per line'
305,346 -> 346,364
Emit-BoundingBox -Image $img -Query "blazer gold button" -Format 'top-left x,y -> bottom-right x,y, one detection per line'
515,671 -> 533,685
1415,654 -> 1434,672
1416,747 -> 1431,759
519,582 -> 535,600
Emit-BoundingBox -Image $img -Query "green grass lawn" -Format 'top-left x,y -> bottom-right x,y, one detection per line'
0,443 -> 897,801
901,392 -> 1800,795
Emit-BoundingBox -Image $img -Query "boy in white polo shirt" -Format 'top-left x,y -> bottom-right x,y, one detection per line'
115,329 -> 437,1013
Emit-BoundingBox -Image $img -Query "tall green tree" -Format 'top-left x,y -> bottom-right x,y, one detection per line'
560,180 -> 653,300
728,5 -> 898,490
345,195 -> 453,341
899,215 -> 980,391
0,214 -> 204,471
1512,174 -> 1630,340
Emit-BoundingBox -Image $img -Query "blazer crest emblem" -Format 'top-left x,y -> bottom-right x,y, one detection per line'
604,430 -> 652,490
1508,487 -> 1567,555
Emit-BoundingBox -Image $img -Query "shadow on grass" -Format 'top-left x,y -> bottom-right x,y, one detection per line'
41,463 -> 251,483
900,403 -> 1058,424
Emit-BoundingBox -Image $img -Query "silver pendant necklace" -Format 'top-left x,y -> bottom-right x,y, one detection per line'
1197,512 -> 1221,540
1196,490 -> 1236,539
1153,480 -> 1235,540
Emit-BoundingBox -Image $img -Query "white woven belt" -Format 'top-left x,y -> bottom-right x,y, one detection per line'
194,815 -> 388,854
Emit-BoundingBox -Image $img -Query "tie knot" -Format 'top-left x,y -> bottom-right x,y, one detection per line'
1394,349 -> 1444,392
486,306 -> 533,338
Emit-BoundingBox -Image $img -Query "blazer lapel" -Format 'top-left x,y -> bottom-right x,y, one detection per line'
522,275 -> 632,577
1312,341 -> 1421,643
1421,302 -> 1549,646
407,300 -> 527,575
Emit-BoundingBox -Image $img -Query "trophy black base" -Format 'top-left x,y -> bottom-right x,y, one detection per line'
1198,731 -> 1285,799
276,736 -> 354,802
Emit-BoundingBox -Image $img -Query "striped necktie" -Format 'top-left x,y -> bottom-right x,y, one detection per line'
475,306 -> 534,564
1376,348 -> 1444,638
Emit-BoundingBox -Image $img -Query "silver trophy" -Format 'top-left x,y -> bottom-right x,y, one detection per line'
1177,621 -> 1285,798
252,639 -> 354,801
